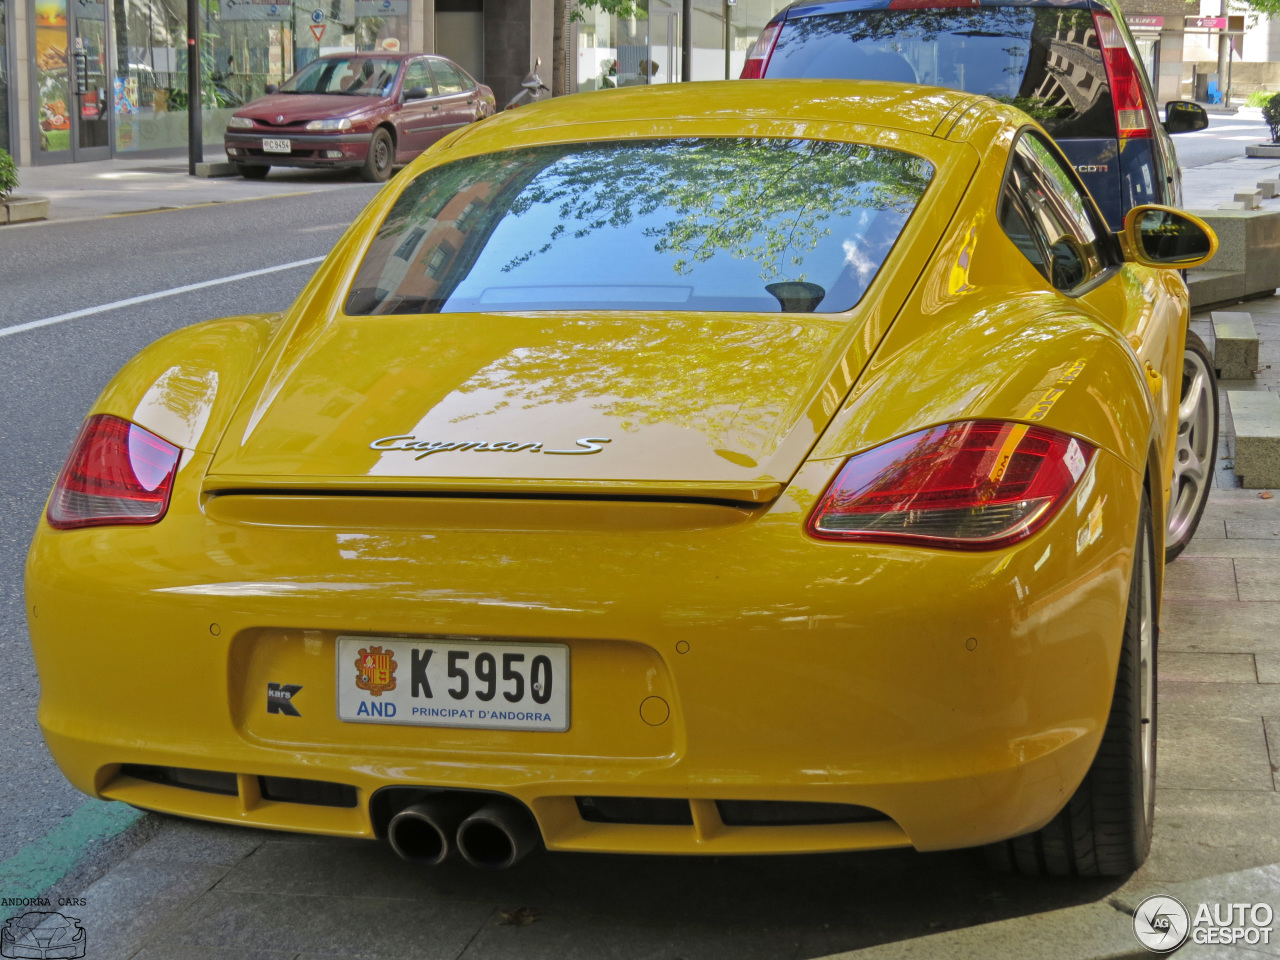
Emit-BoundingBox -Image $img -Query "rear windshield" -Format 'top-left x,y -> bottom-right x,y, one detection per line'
766,8 -> 1116,139
345,138 -> 933,315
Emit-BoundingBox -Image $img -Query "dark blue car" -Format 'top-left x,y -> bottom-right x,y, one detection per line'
742,0 -> 1208,230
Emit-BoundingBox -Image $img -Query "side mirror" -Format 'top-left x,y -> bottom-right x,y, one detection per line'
405,86 -> 430,100
265,83 -> 278,95
1164,100 -> 1209,134
1122,205 -> 1217,269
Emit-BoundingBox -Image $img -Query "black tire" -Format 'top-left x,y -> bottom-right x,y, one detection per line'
237,164 -> 269,179
985,490 -> 1157,877
1165,330 -> 1218,563
360,128 -> 394,183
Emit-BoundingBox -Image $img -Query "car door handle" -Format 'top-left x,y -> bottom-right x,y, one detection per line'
432,104 -> 440,110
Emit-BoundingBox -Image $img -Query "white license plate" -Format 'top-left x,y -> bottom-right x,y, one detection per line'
262,138 -> 291,153
336,636 -> 569,732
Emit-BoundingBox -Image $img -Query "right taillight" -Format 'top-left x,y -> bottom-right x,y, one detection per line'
47,414 -> 182,530
1094,13 -> 1152,139
808,420 -> 1094,550
740,22 -> 781,79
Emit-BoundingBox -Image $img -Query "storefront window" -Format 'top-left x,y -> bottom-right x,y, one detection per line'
0,0 -> 11,153
577,0 -> 785,89
34,0 -> 70,155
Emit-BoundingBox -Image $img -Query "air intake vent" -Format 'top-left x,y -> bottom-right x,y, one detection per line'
121,764 -> 238,796
259,776 -> 358,808
576,796 -> 693,825
715,800 -> 889,826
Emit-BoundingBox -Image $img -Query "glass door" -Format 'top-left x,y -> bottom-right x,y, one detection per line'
70,0 -> 110,158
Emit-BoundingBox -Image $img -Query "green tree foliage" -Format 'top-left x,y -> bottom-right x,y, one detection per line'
1263,92 -> 1280,143
0,149 -> 18,202
570,0 -> 638,25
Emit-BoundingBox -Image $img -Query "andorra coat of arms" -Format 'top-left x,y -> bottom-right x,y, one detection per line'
354,646 -> 398,696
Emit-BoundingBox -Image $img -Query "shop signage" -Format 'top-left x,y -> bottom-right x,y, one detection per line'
1127,15 -> 1163,29
355,0 -> 409,16
220,0 -> 293,21
1186,16 -> 1228,29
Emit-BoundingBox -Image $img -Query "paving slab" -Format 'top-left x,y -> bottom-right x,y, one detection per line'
1258,656 -> 1280,683
1136,789 -> 1280,882
1225,518 -> 1280,538
1156,711 -> 1274,791
168,886 -> 495,959
1235,558 -> 1280,599
1161,652 -> 1258,683
1162,557 -> 1239,600
1181,538 -> 1280,558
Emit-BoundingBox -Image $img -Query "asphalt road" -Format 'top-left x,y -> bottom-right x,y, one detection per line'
0,187 -> 379,864
1173,111 -> 1271,168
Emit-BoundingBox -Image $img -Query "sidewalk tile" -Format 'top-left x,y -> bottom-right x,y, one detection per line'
1235,559 -> 1280,600
1161,652 -> 1258,683
1267,717 -> 1280,790
134,948 -> 297,960
1181,538 -> 1280,558
131,818 -> 268,867
168,887 -> 494,959
58,858 -> 229,960
453,910 -> 804,960
1161,602 -> 1280,653
1129,790 -> 1280,885
1159,682 -> 1280,716
1162,558 -> 1238,600
1224,521 -> 1280,539
1158,711 -> 1274,791
1257,655 -> 1280,683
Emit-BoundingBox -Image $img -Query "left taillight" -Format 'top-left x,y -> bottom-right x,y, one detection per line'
740,22 -> 781,79
1094,13 -> 1152,140
808,420 -> 1094,551
47,415 -> 182,530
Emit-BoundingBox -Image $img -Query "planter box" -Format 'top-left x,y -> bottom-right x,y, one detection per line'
0,196 -> 50,224
1245,143 -> 1280,158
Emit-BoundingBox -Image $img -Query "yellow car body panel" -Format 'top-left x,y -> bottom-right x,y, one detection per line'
27,81 -> 1190,856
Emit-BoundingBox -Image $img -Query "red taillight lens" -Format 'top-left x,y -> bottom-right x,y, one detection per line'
808,421 -> 1094,550
1093,13 -> 1151,139
740,22 -> 781,79
47,415 -> 182,530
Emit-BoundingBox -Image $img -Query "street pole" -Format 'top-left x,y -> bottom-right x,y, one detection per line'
187,0 -> 202,175
1216,0 -> 1230,107
682,0 -> 692,81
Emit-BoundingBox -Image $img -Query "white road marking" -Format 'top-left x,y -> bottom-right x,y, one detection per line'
0,256 -> 326,340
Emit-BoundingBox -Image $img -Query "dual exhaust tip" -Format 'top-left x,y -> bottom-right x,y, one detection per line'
387,794 -> 539,869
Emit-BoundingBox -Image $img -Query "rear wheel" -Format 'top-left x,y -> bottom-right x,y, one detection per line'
985,490 -> 1156,877
360,129 -> 394,183
1165,331 -> 1218,562
237,164 -> 269,179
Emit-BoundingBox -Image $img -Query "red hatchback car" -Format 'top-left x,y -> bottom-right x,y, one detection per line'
224,53 -> 495,182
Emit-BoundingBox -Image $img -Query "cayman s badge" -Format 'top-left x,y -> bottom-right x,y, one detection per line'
370,436 -> 612,460
355,646 -> 397,697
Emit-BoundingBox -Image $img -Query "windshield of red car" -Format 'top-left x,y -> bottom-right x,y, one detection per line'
344,138 -> 934,315
280,57 -> 400,97
765,8 -> 1117,140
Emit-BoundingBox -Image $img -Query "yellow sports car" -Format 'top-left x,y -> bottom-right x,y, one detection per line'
27,81 -> 1218,877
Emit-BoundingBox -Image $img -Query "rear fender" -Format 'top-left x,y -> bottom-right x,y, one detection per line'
89,315 -> 282,453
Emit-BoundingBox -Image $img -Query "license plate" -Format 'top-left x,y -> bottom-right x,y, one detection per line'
262,138 -> 291,153
336,636 -> 569,732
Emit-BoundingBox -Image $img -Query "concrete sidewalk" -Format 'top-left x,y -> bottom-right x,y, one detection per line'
7,153 -> 376,222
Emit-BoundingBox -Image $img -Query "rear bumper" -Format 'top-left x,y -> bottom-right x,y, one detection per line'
224,132 -> 373,169
27,454 -> 1142,855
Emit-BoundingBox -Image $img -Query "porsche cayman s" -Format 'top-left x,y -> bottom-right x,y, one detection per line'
27,81 -> 1218,877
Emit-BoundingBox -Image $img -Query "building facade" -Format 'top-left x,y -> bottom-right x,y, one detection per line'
0,0 -> 552,165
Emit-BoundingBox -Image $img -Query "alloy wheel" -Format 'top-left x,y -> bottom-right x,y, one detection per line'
1167,346 -> 1214,548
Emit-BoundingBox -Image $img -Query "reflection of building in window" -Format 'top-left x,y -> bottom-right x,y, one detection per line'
426,242 -> 456,279
1022,17 -> 1106,125
454,201 -> 480,233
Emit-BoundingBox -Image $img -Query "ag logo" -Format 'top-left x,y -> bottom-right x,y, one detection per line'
355,646 -> 398,696
1,911 -> 86,958
1133,895 -> 1190,953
